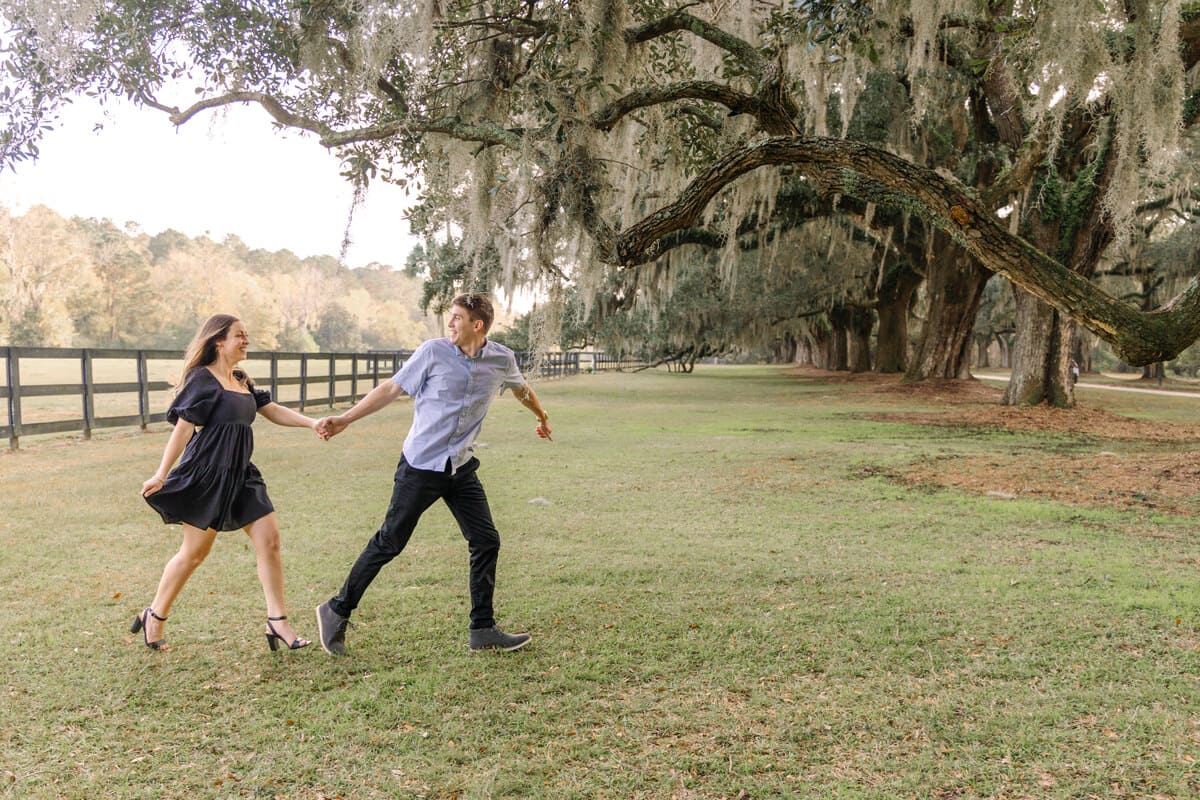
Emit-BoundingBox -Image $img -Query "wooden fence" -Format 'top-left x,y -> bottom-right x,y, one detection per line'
0,346 -> 587,450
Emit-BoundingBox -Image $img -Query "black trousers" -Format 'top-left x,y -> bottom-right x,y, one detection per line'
329,456 -> 501,629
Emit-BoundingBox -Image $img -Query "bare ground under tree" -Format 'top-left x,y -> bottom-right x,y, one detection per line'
788,367 -> 1200,516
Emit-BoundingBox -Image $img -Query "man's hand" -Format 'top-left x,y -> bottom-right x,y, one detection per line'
316,416 -> 349,439
536,417 -> 553,441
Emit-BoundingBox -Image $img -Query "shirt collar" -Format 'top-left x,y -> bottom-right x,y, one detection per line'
455,338 -> 489,359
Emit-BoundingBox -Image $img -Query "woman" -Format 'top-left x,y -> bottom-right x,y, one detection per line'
133,313 -> 322,652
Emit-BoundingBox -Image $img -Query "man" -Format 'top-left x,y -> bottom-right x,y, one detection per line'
314,293 -> 551,654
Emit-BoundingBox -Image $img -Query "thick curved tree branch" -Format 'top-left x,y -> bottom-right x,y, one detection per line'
625,11 -> 766,72
608,136 -> 1200,365
618,12 -> 797,135
166,92 -> 331,136
325,117 -> 526,150
160,91 -> 527,151
656,228 -> 727,251
591,81 -> 767,131
594,69 -> 797,135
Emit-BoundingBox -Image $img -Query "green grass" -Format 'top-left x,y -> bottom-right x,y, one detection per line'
1,366 -> 1198,799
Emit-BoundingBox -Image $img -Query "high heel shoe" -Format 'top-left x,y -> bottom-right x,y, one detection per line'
130,607 -> 168,650
265,615 -> 311,651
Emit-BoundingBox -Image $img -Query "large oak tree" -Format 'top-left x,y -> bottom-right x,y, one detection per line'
4,1 -> 1200,392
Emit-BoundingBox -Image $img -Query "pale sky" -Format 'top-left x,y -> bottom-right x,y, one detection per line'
0,95 -> 421,268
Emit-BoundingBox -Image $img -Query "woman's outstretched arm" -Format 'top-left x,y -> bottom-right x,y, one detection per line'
258,402 -> 322,434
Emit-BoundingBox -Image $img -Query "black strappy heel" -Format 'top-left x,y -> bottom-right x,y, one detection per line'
265,615 -> 311,651
130,607 -> 168,650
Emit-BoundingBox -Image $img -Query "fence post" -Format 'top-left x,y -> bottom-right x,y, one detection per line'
328,355 -> 336,408
137,350 -> 150,429
297,353 -> 305,411
6,349 -> 21,450
351,354 -> 359,403
269,353 -> 279,401
81,349 -> 96,440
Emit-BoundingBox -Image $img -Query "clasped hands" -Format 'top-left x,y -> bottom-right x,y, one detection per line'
313,415 -> 348,440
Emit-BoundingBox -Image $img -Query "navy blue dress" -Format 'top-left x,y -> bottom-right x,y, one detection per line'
144,368 -> 275,531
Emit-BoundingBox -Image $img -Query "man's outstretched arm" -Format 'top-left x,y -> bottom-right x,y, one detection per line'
318,379 -> 407,438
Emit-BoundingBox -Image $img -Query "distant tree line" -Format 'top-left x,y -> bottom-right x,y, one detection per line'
0,205 -> 436,351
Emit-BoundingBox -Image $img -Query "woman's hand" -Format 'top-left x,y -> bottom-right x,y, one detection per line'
316,416 -> 349,439
142,476 -> 165,497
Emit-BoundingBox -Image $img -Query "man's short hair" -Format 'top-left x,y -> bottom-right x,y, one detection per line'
452,292 -> 495,333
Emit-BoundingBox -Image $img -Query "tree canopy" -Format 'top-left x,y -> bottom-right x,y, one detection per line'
3,1 -> 1200,366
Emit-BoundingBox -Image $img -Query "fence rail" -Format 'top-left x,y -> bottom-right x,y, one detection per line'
1,345 -> 591,450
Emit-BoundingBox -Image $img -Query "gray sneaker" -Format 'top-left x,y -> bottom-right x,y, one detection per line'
315,601 -> 349,655
469,625 -> 531,652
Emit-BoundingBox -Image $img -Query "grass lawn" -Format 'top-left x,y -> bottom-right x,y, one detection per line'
0,365 -> 1197,799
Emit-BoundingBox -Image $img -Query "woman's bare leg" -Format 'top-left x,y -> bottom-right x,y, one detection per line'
145,524 -> 217,646
244,513 -> 306,646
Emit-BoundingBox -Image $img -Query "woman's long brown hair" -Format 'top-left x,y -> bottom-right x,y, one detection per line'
177,314 -> 249,390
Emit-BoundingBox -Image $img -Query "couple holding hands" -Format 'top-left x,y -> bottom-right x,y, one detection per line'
135,293 -> 551,655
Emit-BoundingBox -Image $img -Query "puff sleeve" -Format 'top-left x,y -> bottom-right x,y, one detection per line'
251,386 -> 272,409
166,370 -> 219,426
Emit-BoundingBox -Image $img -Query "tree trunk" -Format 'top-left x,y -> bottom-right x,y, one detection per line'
815,334 -> 833,368
799,328 -> 832,368
1003,287 -> 1075,406
795,337 -> 813,366
975,337 -> 989,368
905,233 -> 989,380
1140,362 -> 1166,384
773,333 -> 798,364
874,261 -> 921,373
848,307 -> 874,373
784,333 -> 798,363
828,306 -> 851,371
1003,214 -> 1104,407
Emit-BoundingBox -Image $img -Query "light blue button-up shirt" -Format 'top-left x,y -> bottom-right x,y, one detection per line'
392,338 -> 526,473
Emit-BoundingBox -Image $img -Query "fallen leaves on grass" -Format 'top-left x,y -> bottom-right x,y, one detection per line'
791,368 -> 1200,514
900,450 -> 1200,514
